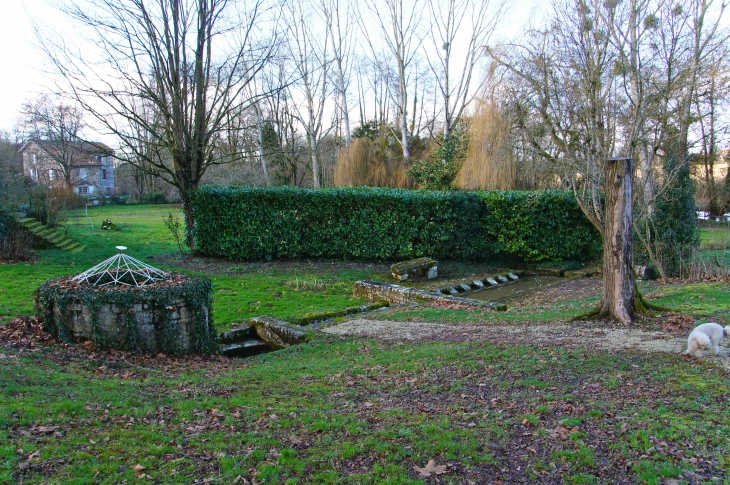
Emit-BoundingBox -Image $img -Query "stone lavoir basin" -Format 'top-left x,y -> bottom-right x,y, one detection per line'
35,247 -> 218,355
463,274 -> 564,302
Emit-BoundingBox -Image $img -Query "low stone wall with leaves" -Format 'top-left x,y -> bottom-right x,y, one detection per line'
190,187 -> 602,263
36,274 -> 218,355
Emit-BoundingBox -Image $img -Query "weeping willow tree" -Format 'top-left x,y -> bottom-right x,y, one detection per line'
334,136 -> 413,188
455,98 -> 515,190
455,97 -> 558,191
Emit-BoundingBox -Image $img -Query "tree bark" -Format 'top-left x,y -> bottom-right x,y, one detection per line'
179,186 -> 197,252
600,157 -> 636,324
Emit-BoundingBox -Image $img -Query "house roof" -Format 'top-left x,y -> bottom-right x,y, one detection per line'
20,139 -> 114,167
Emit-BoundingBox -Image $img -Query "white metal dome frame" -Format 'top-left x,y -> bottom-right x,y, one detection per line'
71,246 -> 169,287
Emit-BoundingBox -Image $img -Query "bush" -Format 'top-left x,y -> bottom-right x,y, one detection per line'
26,185 -> 81,227
140,191 -> 167,204
408,128 -> 469,190
190,186 -> 602,263
650,154 -> 700,276
0,215 -> 34,261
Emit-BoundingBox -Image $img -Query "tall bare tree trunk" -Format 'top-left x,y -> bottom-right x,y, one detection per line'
600,157 -> 636,324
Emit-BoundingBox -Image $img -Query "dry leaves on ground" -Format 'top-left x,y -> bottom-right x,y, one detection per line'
0,316 -> 56,348
413,459 -> 448,478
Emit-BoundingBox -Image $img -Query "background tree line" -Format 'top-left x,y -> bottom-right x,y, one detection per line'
2,0 -> 728,278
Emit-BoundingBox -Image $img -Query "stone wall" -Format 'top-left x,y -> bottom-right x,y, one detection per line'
354,280 -> 505,311
50,297 -> 207,354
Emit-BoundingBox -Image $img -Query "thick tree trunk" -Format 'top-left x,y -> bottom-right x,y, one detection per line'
599,157 -> 636,324
179,187 -> 197,253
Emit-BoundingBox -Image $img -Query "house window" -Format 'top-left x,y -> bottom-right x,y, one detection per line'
79,186 -> 89,195
102,168 -> 107,180
32,154 -> 36,164
106,187 -> 111,196
49,169 -> 55,181
79,168 -> 88,180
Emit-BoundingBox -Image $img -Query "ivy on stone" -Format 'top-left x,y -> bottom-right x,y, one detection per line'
35,274 -> 218,355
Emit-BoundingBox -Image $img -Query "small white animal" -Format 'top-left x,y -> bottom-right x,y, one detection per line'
685,322 -> 730,357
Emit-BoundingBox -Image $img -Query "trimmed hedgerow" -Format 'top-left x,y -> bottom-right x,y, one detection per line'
190,186 -> 602,263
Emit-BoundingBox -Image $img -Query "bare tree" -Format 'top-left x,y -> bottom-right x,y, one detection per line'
321,0 -> 355,146
491,0 -> 637,322
20,95 -> 87,189
426,0 -> 506,136
284,0 -> 332,188
41,0 -> 277,249
360,0 -> 425,163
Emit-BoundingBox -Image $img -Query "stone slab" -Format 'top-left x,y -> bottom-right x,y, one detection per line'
390,258 -> 438,281
221,339 -> 272,357
219,323 -> 254,344
250,316 -> 311,349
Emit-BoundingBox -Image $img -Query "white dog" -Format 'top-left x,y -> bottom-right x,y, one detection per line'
685,322 -> 730,357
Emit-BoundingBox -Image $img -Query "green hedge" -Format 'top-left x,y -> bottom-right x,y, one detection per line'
190,186 -> 602,263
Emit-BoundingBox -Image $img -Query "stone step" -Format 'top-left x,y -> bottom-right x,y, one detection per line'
23,222 -> 43,232
218,324 -> 254,344
58,240 -> 79,250
15,215 -> 84,253
220,339 -> 272,357
36,228 -> 56,238
46,233 -> 65,244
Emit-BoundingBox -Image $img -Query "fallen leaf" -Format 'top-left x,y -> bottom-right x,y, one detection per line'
413,459 -> 448,478
133,464 -> 146,477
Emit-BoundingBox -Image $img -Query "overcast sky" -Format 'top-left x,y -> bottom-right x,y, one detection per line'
0,0 -> 544,135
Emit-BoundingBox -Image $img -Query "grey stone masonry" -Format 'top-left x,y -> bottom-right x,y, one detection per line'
51,297 -> 206,354
390,258 -> 438,281
250,316 -> 312,349
354,280 -> 506,311
219,324 -> 254,344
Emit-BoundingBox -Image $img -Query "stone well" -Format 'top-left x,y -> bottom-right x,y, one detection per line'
35,248 -> 217,354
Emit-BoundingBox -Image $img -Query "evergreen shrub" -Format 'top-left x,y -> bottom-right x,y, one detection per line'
190,186 -> 602,263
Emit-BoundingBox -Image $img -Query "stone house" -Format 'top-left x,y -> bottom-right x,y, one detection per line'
20,139 -> 116,197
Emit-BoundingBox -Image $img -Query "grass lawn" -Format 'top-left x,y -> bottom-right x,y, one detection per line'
2,335 -> 729,484
0,204 -> 376,331
1,205 -> 730,484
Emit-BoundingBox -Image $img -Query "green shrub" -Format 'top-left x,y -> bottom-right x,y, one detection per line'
650,153 -> 700,276
407,128 -> 469,190
190,186 -> 602,263
140,191 -> 167,204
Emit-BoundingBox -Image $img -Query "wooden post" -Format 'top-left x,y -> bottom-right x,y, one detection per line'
601,157 -> 635,324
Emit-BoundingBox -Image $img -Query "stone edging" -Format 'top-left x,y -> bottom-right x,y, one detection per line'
354,280 -> 507,311
432,270 -> 526,296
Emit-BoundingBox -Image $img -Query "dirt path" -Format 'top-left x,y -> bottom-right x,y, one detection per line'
321,318 -> 730,370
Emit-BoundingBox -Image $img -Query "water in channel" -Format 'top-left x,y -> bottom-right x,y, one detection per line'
464,274 -> 563,302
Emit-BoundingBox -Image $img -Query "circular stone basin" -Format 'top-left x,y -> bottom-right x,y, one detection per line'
35,273 -> 217,354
